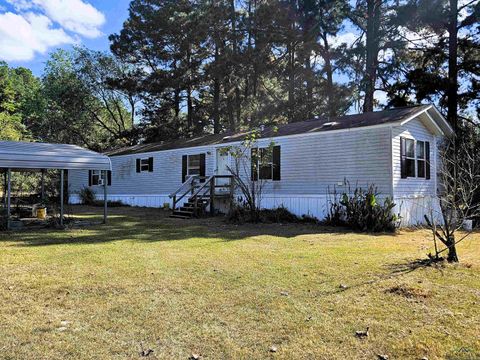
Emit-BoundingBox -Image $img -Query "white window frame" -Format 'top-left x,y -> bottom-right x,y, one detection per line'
140,158 -> 150,172
416,140 -> 426,178
256,147 -> 274,181
405,138 -> 416,178
91,170 -> 106,186
403,138 -> 429,179
187,154 -> 201,177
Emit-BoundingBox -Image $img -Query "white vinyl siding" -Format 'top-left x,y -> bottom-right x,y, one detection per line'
69,127 -> 392,199
69,145 -> 216,196
244,127 -> 393,196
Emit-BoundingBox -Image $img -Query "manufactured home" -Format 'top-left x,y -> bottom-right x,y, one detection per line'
68,105 -> 454,226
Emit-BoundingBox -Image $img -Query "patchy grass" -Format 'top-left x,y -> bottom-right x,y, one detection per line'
0,206 -> 479,360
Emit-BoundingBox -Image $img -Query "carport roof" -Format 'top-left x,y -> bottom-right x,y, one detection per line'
0,141 -> 112,171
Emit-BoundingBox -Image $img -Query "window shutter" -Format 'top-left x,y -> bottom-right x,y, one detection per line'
148,157 -> 154,172
136,159 -> 141,173
425,141 -> 431,180
199,153 -> 206,181
400,137 -> 407,179
88,170 -> 92,186
251,148 -> 258,181
272,146 -> 281,181
107,170 -> 112,186
182,155 -> 187,182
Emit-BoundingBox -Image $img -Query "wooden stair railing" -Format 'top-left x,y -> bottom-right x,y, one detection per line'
169,175 -> 233,219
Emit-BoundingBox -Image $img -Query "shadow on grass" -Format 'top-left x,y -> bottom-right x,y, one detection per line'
1,205 -> 396,247
387,258 -> 445,276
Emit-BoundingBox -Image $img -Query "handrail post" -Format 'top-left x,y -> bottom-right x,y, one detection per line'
210,176 -> 215,215
173,195 -> 177,210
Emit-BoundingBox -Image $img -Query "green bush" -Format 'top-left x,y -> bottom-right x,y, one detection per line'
261,206 -> 299,223
326,184 -> 401,233
226,200 -> 249,224
227,202 -> 319,224
78,186 -> 96,205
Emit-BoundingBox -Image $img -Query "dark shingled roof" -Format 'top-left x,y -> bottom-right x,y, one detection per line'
106,105 -> 431,156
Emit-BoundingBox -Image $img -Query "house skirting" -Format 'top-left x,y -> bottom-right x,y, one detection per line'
69,193 -> 439,227
393,195 -> 440,227
69,194 -> 172,208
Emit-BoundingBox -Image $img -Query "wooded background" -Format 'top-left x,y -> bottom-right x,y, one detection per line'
1,0 -> 478,150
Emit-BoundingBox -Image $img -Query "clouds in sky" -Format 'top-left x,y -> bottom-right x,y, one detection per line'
0,0 -> 105,62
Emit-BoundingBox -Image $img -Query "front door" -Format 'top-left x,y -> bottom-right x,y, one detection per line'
216,148 -> 230,193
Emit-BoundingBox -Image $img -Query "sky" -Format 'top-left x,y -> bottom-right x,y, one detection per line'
0,0 -> 131,76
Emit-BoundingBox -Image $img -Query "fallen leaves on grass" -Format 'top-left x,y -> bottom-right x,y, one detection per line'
355,327 -> 369,338
269,345 -> 278,353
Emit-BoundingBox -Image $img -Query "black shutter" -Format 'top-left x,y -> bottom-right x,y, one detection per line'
272,146 -> 281,181
182,155 -> 188,182
88,170 -> 92,186
425,141 -> 431,180
199,153 -> 206,181
251,148 -> 258,181
148,157 -> 154,172
107,170 -> 112,186
136,159 -> 141,173
400,137 -> 407,179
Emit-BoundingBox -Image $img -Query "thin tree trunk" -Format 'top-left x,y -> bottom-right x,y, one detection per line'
448,0 -> 459,255
213,44 -> 221,134
173,60 -> 180,120
447,235 -> 459,262
288,40 -> 295,122
252,0 -> 258,98
447,0 -> 458,132
230,0 -> 241,129
321,33 -> 335,118
187,87 -> 193,133
302,11 -> 314,118
245,0 -> 253,99
363,0 -> 381,113
186,47 -> 193,133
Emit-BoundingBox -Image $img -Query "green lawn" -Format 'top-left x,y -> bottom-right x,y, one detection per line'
0,206 -> 479,359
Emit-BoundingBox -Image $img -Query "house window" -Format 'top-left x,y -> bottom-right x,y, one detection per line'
405,138 -> 416,178
89,170 -> 111,186
251,146 -> 281,181
182,153 -> 206,182
91,170 -> 102,185
187,154 -> 201,176
136,157 -> 154,172
401,137 -> 430,179
417,141 -> 426,178
259,148 -> 274,180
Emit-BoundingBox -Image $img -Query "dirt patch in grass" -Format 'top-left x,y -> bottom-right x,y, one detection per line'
386,284 -> 431,299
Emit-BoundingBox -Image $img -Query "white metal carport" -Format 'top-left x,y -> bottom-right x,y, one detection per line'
0,141 -> 112,230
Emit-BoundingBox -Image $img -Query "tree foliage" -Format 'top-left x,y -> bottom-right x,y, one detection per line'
109,0 -> 355,141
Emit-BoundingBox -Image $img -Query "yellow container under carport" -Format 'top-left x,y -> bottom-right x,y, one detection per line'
37,207 -> 47,220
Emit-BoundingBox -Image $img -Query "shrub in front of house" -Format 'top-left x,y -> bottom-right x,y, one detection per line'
78,187 -> 125,207
325,184 -> 401,233
227,202 -> 319,224
78,186 -> 96,205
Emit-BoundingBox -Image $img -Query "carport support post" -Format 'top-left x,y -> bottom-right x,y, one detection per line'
103,170 -> 107,224
59,169 -> 64,227
40,169 -> 45,202
6,169 -> 11,230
